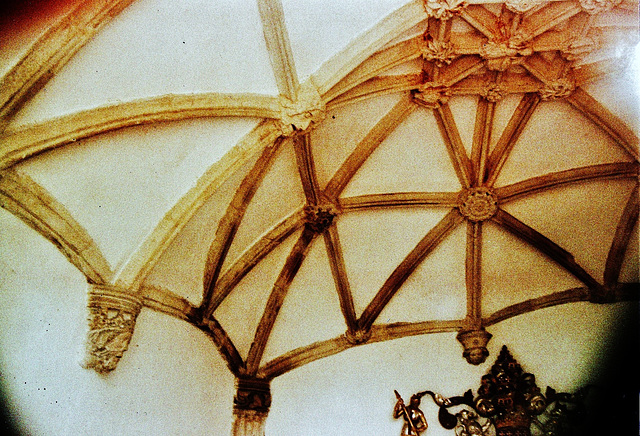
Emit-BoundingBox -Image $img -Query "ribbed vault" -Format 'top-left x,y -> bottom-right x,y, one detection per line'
0,0 -> 638,432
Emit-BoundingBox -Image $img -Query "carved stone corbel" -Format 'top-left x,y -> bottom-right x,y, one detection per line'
232,377 -> 272,436
82,284 -> 142,374
456,328 -> 492,365
277,80 -> 326,137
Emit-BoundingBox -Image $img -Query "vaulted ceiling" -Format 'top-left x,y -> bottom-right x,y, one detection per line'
0,0 -> 638,386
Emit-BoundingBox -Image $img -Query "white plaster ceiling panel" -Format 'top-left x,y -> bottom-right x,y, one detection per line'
220,139 -> 306,276
376,222 -> 467,324
142,154 -> 260,305
215,229 -> 302,360
336,208 -> 451,316
310,93 -> 403,189
501,178 -> 637,281
495,100 -> 633,187
582,70 -> 640,132
261,236 -> 346,363
489,94 -> 529,153
340,106 -> 462,197
10,0 -> 277,127
481,221 -> 585,315
281,0 -> 411,80
16,117 -> 257,270
447,95 -> 479,156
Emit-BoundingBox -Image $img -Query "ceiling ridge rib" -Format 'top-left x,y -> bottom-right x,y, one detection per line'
257,0 -> 299,100
327,74 -> 423,109
293,133 -> 321,205
603,183 -> 639,287
245,228 -> 317,375
0,0 -> 137,129
339,192 -> 459,211
483,286 -> 591,327
485,93 -> 541,186
323,36 -> 423,104
565,88 -> 640,161
0,168 -> 112,284
202,136 -> 285,319
323,224 -> 358,335
358,208 -> 465,331
115,121 -> 281,289
212,209 -> 306,309
465,221 -> 483,328
0,93 -> 281,170
471,97 -> 495,186
495,162 -> 640,202
433,102 -> 474,188
490,208 -> 602,291
311,1 -> 427,96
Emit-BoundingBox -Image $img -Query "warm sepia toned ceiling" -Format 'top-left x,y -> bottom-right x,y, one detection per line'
0,0 -> 638,394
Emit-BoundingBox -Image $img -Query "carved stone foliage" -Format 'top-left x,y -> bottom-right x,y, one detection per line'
412,83 -> 451,108
277,80 -> 326,136
479,42 -> 533,72
538,77 -> 576,100
579,0 -> 623,14
83,284 -> 142,374
420,38 -> 457,67
422,0 -> 466,19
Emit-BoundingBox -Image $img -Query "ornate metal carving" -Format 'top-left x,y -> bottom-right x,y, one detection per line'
394,390 -> 429,435
410,346 -> 555,436
458,188 -> 498,222
83,284 -> 142,374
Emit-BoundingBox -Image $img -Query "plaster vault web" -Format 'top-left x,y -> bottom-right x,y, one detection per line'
0,0 -> 638,434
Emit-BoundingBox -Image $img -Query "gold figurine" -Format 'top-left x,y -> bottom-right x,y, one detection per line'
394,390 -> 429,435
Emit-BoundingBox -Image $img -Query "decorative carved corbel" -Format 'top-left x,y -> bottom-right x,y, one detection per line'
82,284 -> 142,374
277,80 -> 326,136
456,327 -> 492,365
232,377 -> 272,436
